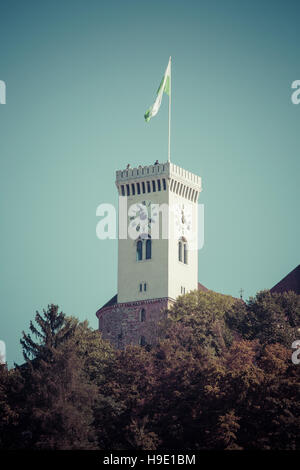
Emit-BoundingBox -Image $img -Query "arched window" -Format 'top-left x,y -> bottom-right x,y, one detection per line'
184,243 -> 188,264
140,309 -> 146,322
178,238 -> 188,264
139,336 -> 146,346
146,239 -> 152,259
178,241 -> 182,262
136,240 -> 143,261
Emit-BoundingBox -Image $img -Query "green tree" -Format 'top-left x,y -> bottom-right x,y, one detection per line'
163,290 -> 238,355
16,305 -> 104,449
20,304 -> 75,362
5,290 -> 299,450
20,342 -> 98,449
229,290 -> 300,347
66,317 -> 114,386
0,364 -> 18,449
94,344 -> 157,449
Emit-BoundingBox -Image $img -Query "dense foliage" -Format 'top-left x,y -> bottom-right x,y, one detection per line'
0,290 -> 299,450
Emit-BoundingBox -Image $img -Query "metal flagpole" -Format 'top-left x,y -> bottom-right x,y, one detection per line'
168,56 -> 171,163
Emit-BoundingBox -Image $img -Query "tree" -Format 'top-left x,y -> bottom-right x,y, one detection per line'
65,317 -> 114,386
94,344 -> 158,449
16,305 -> 104,449
162,290 -> 238,355
0,364 -> 18,449
4,290 -> 300,450
20,304 -> 75,362
228,290 -> 300,347
19,342 -> 98,449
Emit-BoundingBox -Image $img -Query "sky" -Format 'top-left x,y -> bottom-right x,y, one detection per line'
0,0 -> 299,366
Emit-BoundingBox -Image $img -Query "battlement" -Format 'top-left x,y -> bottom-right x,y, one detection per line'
116,161 -> 201,194
116,162 -> 168,182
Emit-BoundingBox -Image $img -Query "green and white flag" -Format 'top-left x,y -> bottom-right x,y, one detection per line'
144,57 -> 171,122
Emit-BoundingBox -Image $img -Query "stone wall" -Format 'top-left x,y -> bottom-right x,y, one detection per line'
96,298 -> 173,349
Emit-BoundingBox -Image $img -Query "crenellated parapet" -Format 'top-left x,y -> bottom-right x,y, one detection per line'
116,161 -> 202,202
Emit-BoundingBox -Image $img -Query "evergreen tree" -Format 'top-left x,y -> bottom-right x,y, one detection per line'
16,305 -> 101,449
20,304 -> 75,362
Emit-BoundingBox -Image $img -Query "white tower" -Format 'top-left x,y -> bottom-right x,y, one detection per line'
116,161 -> 202,303
97,160 -> 202,348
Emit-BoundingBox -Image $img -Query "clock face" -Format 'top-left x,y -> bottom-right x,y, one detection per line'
129,200 -> 158,235
174,203 -> 192,238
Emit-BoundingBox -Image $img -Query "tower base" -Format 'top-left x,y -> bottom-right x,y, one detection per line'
96,297 -> 173,349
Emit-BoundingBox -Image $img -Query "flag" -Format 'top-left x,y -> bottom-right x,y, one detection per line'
144,57 -> 171,122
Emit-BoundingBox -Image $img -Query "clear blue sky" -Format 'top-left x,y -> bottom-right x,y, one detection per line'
0,0 -> 299,366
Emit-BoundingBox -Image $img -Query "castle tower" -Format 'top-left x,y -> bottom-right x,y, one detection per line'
96,161 -> 202,348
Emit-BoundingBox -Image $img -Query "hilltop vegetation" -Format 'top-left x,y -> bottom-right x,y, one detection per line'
0,290 -> 299,450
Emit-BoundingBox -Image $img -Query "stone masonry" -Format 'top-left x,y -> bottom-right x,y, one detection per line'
96,297 -> 172,349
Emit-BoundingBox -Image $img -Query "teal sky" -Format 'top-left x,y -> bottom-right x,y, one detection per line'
0,0 -> 299,366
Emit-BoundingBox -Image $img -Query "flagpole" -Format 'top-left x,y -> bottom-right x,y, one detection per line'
168,56 -> 171,163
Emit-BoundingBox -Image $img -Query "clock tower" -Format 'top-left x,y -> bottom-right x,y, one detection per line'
96,161 -> 202,348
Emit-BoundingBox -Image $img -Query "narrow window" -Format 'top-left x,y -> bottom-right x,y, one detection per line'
126,184 -> 130,196
162,178 -> 166,190
152,180 -> 156,192
137,240 -> 143,261
131,183 -> 135,195
144,282 -> 147,291
184,243 -> 188,264
178,241 -> 182,262
139,336 -> 146,346
139,283 -> 143,292
121,185 -> 125,196
147,181 -> 151,193
146,239 -> 152,259
157,179 -> 161,191
140,309 -> 146,322
137,182 -> 141,194
142,182 -> 146,194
